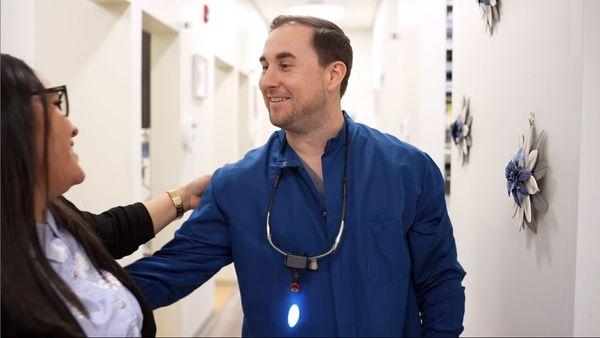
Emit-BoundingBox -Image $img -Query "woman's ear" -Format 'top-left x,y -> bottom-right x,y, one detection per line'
326,61 -> 347,95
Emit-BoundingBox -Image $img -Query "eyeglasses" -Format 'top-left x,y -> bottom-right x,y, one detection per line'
33,85 -> 69,117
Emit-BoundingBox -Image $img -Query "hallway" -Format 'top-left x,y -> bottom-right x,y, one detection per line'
200,284 -> 243,337
1,0 -> 599,336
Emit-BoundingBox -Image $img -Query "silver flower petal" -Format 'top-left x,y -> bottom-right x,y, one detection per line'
460,97 -> 469,124
492,6 -> 499,20
517,203 -> 525,227
523,127 -> 532,155
533,130 -> 547,151
525,176 -> 540,195
523,195 -> 532,223
462,124 -> 470,137
525,149 -> 538,171
466,114 -> 473,128
526,219 -> 537,234
533,161 -> 548,180
531,193 -> 549,212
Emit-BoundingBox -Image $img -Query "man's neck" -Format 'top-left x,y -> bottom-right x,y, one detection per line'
285,110 -> 344,178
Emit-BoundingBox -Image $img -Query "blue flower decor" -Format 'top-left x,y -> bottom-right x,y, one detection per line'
505,114 -> 548,233
451,96 -> 473,165
478,0 -> 500,35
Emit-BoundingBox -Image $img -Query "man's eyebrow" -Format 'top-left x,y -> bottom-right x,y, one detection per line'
259,52 -> 297,63
275,52 -> 296,60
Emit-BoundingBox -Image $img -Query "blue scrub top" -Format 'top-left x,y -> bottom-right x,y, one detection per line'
126,113 -> 466,337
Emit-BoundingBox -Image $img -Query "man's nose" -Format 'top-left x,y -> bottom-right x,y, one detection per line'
259,67 -> 279,90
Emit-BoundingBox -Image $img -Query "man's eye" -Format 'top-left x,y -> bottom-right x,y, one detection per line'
261,65 -> 268,71
281,64 -> 291,70
53,100 -> 63,110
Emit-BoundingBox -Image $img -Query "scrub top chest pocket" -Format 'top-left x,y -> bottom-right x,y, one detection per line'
362,218 -> 411,285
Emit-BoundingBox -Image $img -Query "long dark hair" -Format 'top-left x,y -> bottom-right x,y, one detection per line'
1,54 -> 145,336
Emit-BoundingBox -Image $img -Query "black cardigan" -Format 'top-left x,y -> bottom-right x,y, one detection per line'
1,197 -> 157,337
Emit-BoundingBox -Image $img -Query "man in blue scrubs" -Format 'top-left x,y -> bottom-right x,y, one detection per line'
126,15 -> 466,337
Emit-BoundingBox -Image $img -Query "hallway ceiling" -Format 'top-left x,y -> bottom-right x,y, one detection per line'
251,0 -> 381,29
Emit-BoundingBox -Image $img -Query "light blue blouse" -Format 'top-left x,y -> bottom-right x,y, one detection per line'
36,211 -> 143,337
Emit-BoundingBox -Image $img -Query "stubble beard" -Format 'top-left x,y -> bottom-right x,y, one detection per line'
269,90 -> 327,135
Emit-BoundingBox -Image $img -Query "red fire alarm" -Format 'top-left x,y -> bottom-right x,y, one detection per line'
203,4 -> 209,23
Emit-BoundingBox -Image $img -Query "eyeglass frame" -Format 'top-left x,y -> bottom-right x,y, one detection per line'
33,85 -> 69,117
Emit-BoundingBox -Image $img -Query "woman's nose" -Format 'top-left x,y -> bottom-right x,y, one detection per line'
71,125 -> 79,137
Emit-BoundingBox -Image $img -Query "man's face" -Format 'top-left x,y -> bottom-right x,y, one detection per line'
259,24 -> 328,133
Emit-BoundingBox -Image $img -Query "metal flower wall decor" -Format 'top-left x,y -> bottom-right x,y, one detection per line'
478,0 -> 500,35
451,96 -> 473,165
505,113 -> 549,233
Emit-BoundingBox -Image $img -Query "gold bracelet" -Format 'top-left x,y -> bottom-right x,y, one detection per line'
167,190 -> 184,219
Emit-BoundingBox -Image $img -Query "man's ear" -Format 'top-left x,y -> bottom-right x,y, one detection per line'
325,61 -> 347,94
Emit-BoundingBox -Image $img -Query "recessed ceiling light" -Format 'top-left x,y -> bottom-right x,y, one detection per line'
287,4 -> 345,23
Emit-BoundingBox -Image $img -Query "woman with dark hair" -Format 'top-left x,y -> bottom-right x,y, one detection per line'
0,53 -> 210,337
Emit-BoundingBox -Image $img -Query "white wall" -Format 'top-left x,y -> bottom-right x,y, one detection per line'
5,0 -> 599,336
237,72 -> 253,153
342,28 -> 377,127
214,58 -> 240,167
373,0 -> 407,138
451,0 -> 598,335
143,13 -> 212,336
139,0 -> 269,334
210,0 -> 265,73
573,0 -> 600,335
414,1 -> 446,173
3,0 -> 266,335
209,0 -> 270,164
371,0 -> 446,171
1,0 -> 35,65
35,0 -> 143,212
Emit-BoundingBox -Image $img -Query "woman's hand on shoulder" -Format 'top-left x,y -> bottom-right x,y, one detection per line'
179,174 -> 212,212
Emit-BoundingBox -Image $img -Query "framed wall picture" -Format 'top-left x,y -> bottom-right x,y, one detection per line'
192,54 -> 208,99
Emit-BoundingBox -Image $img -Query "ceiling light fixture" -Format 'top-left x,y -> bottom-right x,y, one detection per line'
287,4 -> 345,24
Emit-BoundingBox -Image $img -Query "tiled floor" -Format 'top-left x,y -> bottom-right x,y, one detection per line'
214,283 -> 235,313
200,283 -> 244,337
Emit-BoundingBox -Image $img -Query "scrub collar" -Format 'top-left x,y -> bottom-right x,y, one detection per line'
272,111 -> 355,170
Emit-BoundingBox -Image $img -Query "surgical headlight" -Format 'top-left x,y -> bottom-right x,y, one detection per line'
287,304 -> 300,328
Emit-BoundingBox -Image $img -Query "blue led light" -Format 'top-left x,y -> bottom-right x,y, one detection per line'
287,304 -> 300,328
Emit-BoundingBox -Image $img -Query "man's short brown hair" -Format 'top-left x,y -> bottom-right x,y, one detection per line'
270,15 -> 353,97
